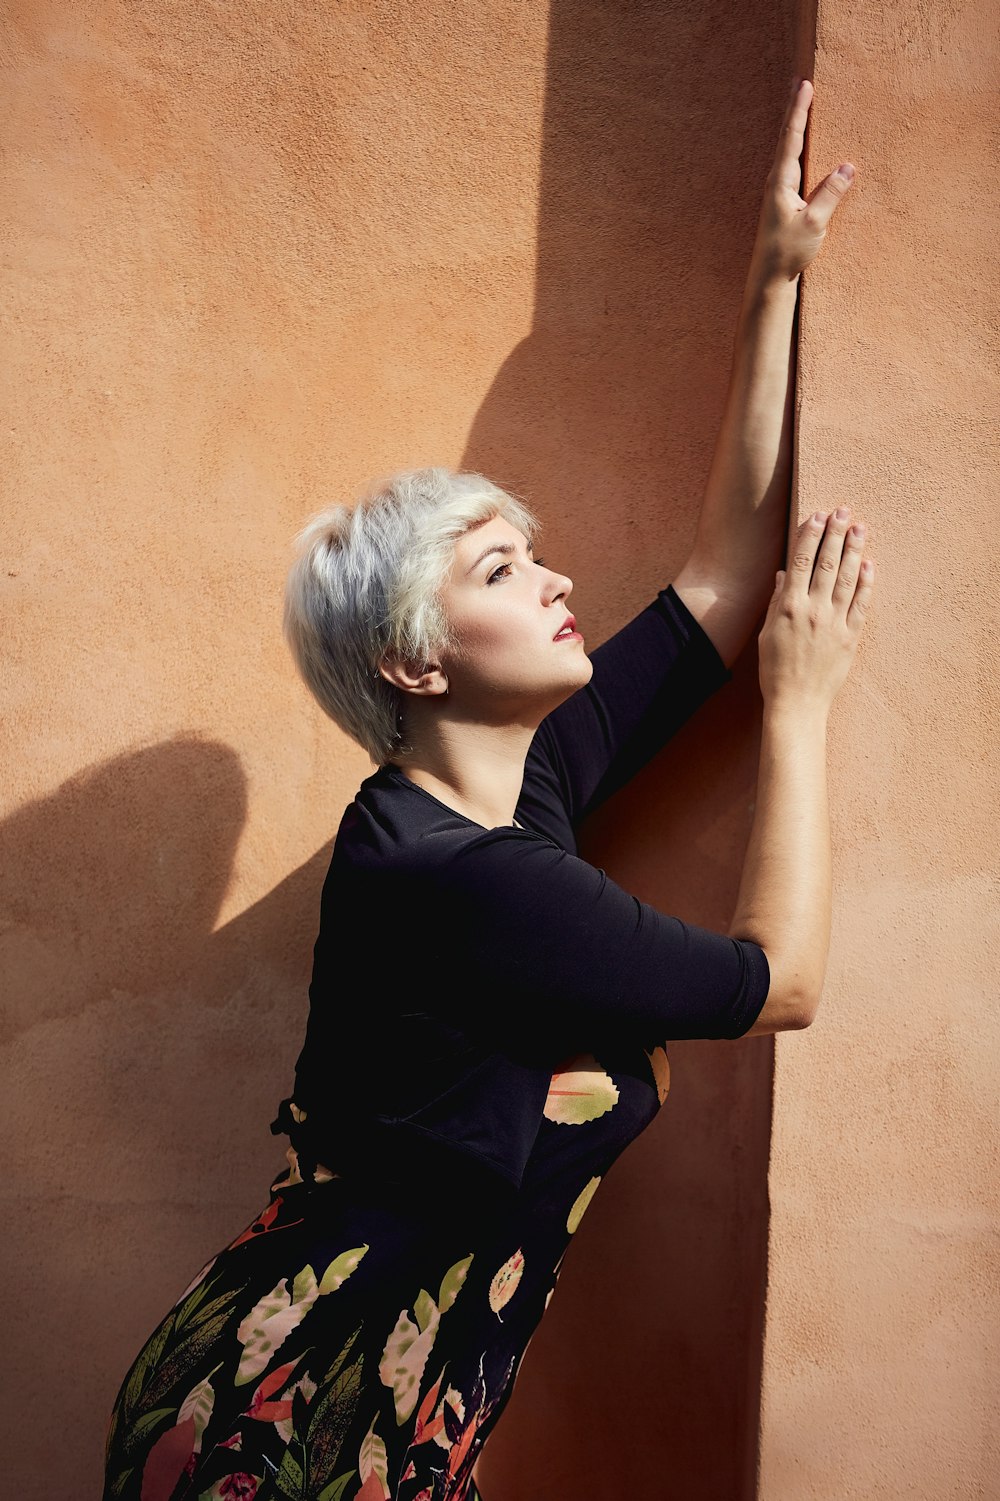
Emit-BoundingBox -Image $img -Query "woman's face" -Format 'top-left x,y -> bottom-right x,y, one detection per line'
435,514 -> 593,722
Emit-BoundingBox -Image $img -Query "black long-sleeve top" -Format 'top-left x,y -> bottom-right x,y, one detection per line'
273,585 -> 770,1191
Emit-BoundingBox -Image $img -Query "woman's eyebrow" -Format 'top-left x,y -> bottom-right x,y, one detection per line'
465,539 -> 533,576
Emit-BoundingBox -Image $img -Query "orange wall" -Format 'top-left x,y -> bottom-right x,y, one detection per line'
5,2 -> 996,1499
469,3 -> 806,1492
754,1 -> 1000,1496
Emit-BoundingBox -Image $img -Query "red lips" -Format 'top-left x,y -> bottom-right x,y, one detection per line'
553,615 -> 577,640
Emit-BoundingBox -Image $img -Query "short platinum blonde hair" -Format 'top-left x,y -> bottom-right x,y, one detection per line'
284,467 -> 539,765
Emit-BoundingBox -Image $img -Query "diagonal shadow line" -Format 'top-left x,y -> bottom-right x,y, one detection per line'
460,2 -> 816,1494
2,736 -> 329,1476
5,9 -> 817,1499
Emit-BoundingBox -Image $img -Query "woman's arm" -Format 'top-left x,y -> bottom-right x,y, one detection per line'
673,77 -> 856,667
730,704 -> 831,1031
730,507 -> 875,1032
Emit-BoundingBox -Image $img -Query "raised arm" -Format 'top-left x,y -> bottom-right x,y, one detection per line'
672,77 -> 856,666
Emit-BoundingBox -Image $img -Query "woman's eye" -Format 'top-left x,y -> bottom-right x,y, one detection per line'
486,555 -> 545,584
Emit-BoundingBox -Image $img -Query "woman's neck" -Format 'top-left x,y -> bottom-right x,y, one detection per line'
393,716 -> 536,830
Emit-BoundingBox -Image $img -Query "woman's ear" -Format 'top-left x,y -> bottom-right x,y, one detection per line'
377,657 -> 449,698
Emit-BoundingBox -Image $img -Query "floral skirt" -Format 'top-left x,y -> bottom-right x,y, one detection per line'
101,1145 -> 552,1501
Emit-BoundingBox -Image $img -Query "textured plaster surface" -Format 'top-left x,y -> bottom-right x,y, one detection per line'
464,0 -> 806,1486
4,3 -> 785,1495
6,1 -> 995,1499
754,0 -> 1000,1497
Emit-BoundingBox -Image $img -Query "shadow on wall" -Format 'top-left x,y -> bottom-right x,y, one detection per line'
462,2 -> 794,1495
4,739 -> 247,1047
10,3 -> 788,1491
2,734 -> 332,1172
3,738 -> 331,1467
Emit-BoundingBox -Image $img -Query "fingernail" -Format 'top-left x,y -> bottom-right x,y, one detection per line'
835,507 -> 849,521
837,162 -> 856,182
851,524 -> 865,538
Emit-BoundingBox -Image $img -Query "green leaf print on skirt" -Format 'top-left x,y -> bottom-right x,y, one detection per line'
542,1054 -> 620,1124
378,1254 -> 474,1425
566,1176 -> 602,1234
305,1329 -> 365,1495
488,1250 -> 524,1318
235,1246 -> 369,1385
178,1365 -> 222,1452
103,1267 -> 244,1494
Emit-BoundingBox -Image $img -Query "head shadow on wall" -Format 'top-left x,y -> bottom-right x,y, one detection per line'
2,736 -> 328,1184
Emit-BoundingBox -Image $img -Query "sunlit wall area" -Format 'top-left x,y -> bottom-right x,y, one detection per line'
4,1 -> 996,1497
755,0 -> 1000,1495
4,4 -> 550,1493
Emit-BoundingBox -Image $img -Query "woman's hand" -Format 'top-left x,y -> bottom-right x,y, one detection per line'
758,508 -> 875,716
748,77 -> 856,285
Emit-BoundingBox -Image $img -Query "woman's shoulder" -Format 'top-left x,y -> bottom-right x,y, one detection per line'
331,763 -> 545,876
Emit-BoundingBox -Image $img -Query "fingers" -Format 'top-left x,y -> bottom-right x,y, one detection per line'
786,506 -> 875,633
847,557 -> 876,632
811,507 -> 855,601
765,568 -> 786,621
785,511 -> 828,596
830,520 -> 866,610
772,77 -> 857,226
804,163 -> 856,229
771,77 -> 812,191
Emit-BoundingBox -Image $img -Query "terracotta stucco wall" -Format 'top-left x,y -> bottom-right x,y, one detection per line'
753,1 -> 1000,1496
5,2 -> 996,1498
4,6 -> 546,1494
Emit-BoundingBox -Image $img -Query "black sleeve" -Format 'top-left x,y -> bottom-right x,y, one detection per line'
444,828 -> 770,1050
518,584 -> 731,837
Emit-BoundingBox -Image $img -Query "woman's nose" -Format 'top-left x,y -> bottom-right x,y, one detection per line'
542,567 -> 573,603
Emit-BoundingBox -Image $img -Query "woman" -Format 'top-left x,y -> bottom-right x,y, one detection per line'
103,79 -> 872,1500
